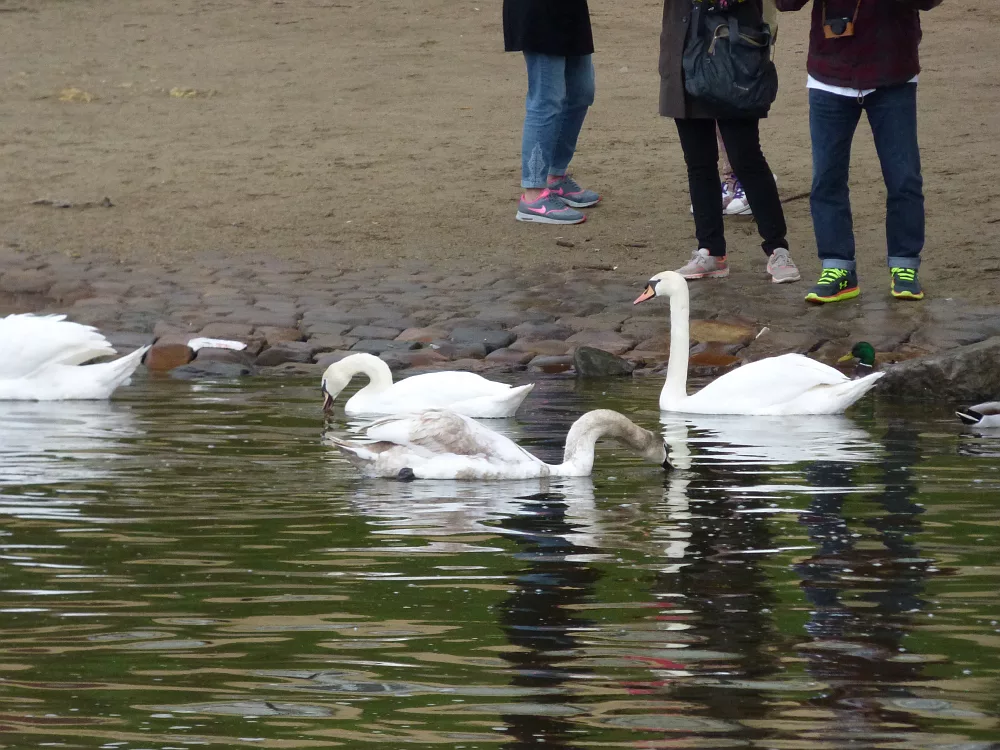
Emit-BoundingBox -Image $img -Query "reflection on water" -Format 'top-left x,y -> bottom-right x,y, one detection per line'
1,377 -> 999,749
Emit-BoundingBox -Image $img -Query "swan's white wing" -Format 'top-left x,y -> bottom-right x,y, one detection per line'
373,371 -> 517,408
364,410 -> 539,464
0,314 -> 116,379
687,353 -> 849,411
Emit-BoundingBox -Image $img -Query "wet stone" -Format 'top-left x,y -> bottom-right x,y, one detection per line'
255,341 -> 318,367
449,327 -> 516,353
351,339 -> 421,355
105,331 -> 154,351
0,269 -> 53,294
429,341 -> 487,360
573,346 -> 635,378
565,330 -> 635,356
484,348 -> 534,366
145,343 -> 195,371
877,336 -> 1000,401
396,327 -> 448,343
314,350 -> 356,368
257,362 -> 324,377
170,361 -> 255,379
194,348 -> 256,366
199,322 -> 255,339
557,314 -> 628,332
300,321 -> 354,337
349,324 -> 402,340
636,333 -> 671,354
509,339 -> 572,356
308,334 -> 359,352
257,326 -> 303,344
529,355 -> 575,374
380,349 -> 448,371
511,321 -> 573,342
689,319 -> 758,345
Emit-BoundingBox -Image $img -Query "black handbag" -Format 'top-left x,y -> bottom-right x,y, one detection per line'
682,3 -> 778,115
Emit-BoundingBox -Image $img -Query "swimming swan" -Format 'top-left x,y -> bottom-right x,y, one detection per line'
326,408 -> 670,480
0,314 -> 149,400
321,352 -> 534,418
633,271 -> 884,415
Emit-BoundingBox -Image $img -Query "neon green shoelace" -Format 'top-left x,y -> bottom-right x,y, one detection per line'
891,267 -> 917,282
818,268 -> 848,284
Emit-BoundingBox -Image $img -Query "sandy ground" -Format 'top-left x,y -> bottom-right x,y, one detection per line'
0,0 -> 996,303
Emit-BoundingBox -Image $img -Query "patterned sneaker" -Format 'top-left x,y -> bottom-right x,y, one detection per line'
675,248 -> 729,279
890,267 -> 924,300
546,175 -> 600,208
724,173 -> 778,216
515,189 -> 586,225
805,268 -> 860,304
766,247 -> 801,284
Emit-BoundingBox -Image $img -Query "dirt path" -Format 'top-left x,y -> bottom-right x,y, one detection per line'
0,0 -> 996,309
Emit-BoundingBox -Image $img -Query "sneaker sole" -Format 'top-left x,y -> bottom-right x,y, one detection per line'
725,205 -> 753,216
805,287 -> 860,304
770,272 -> 802,284
515,211 -> 586,225
560,196 -> 600,208
679,268 -> 730,280
891,290 -> 924,300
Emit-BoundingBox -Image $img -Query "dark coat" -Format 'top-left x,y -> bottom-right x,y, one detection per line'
659,0 -> 768,120
503,0 -> 594,57
775,0 -> 942,90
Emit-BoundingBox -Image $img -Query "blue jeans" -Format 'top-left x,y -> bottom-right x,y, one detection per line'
809,84 -> 925,270
521,53 -> 595,189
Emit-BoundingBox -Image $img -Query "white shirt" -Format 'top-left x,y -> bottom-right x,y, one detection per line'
807,74 -> 918,99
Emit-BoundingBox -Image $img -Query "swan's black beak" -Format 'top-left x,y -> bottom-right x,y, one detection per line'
321,383 -> 334,413
634,283 -> 656,305
662,457 -> 673,472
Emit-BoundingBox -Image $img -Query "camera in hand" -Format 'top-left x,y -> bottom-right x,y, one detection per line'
823,16 -> 855,38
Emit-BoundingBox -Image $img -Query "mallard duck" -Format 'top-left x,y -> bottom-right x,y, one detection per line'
321,353 -> 534,418
633,272 -> 884,415
956,402 -> 1000,428
326,408 -> 669,480
838,341 -> 877,379
0,314 -> 149,400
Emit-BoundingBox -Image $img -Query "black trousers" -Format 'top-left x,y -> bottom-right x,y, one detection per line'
675,117 -> 787,257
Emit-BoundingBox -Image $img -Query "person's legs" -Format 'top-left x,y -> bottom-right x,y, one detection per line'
516,53 -> 585,224
545,54 -> 600,208
717,119 -> 787,255
805,88 -> 863,303
548,54 -> 595,178
717,118 -> 799,283
674,118 -> 729,279
865,83 -> 925,299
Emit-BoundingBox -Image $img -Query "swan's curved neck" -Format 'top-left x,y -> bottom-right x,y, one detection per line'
553,410 -> 655,477
662,286 -> 690,407
347,355 -> 394,395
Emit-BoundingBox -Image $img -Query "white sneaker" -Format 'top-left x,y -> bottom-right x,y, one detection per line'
766,247 -> 801,284
723,173 -> 779,217
675,248 -> 729,280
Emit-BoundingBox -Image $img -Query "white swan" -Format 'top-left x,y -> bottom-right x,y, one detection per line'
633,271 -> 884,415
956,402 -> 1000,428
321,352 -> 534,418
325,408 -> 669,480
0,314 -> 149,401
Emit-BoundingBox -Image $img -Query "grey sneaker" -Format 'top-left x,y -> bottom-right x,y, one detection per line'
766,247 -> 801,284
675,248 -> 729,279
515,189 -> 586,225
546,175 -> 600,208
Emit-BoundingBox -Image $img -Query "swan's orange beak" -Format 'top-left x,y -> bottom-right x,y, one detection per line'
633,284 -> 656,305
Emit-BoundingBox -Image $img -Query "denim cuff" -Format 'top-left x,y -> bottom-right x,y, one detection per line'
547,170 -> 568,179
887,256 -> 920,269
520,181 -> 547,190
821,259 -> 856,271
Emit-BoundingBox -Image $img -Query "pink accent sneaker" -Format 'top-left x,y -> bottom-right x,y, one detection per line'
675,248 -> 729,279
515,189 -> 586,225
546,174 -> 600,208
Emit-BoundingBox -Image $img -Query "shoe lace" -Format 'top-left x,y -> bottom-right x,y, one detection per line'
891,267 -> 916,282
731,180 -> 745,199
557,175 -> 582,192
818,268 -> 846,284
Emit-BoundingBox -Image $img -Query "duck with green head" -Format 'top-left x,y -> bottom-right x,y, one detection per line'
838,342 -> 877,379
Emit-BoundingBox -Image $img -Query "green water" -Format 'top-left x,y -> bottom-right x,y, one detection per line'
1,376 -> 999,749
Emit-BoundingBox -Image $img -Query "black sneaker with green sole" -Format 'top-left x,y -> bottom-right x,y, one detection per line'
805,268 -> 860,304
890,267 -> 924,300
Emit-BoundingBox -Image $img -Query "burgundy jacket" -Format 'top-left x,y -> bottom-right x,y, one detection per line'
775,0 -> 942,90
